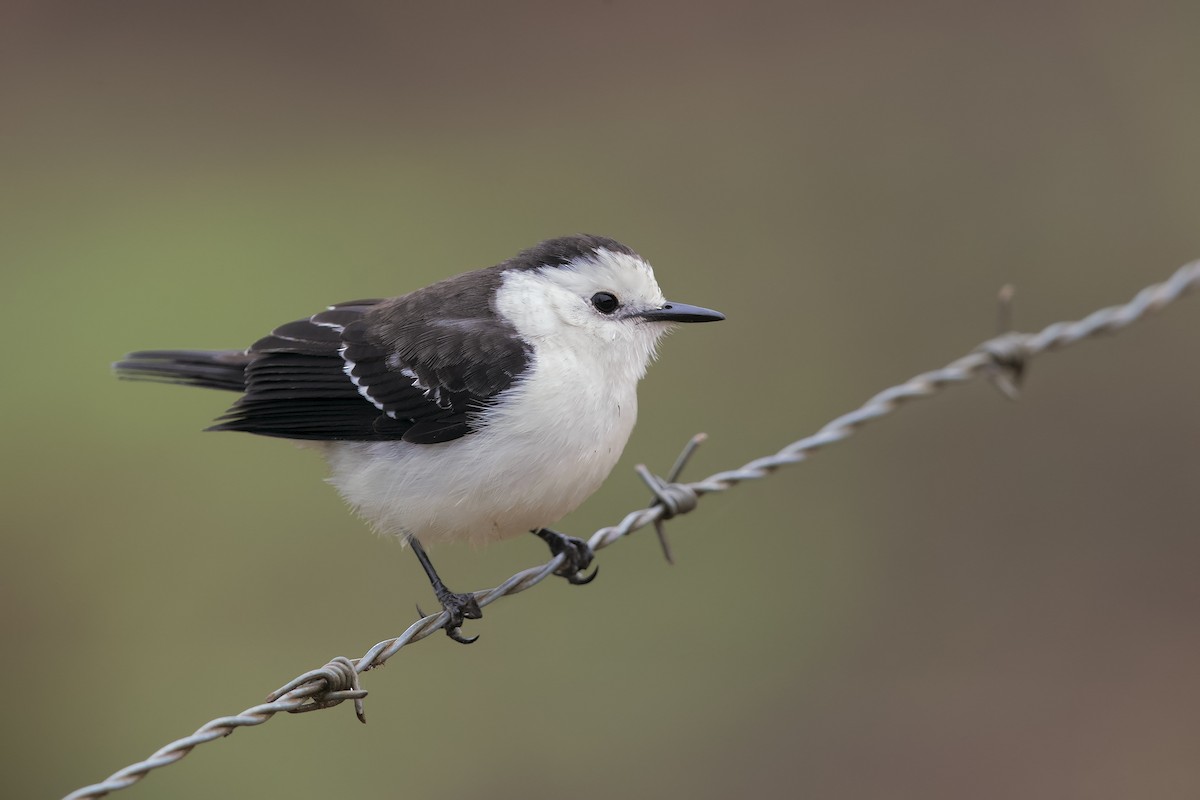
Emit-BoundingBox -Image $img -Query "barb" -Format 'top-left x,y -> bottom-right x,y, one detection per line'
636,431 -> 706,564
63,260 -> 1200,800
267,656 -> 367,722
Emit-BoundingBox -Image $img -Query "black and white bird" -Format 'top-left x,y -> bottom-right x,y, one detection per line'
116,235 -> 724,642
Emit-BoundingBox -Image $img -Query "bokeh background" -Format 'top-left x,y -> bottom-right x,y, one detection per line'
3,2 -> 1199,798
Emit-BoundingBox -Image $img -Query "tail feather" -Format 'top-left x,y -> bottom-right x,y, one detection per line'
114,349 -> 251,392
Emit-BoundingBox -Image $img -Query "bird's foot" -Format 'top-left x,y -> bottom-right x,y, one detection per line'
409,536 -> 482,644
418,589 -> 483,645
534,528 -> 598,585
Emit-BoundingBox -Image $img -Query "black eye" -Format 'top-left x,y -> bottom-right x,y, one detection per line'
590,292 -> 620,314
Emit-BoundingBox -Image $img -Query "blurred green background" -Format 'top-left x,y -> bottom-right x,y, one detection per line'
4,2 -> 1200,798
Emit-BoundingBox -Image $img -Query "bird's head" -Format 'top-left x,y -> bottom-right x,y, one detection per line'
493,235 -> 724,376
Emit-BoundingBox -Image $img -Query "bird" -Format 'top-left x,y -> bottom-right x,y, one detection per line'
115,234 -> 724,642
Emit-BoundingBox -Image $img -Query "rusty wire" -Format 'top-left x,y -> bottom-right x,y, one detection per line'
63,260 -> 1200,799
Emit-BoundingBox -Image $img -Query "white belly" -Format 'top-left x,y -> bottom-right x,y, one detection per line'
320,348 -> 640,547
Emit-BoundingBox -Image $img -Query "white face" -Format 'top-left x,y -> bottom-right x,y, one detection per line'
493,248 -> 675,374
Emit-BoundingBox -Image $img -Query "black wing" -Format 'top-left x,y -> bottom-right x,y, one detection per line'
211,272 -> 530,444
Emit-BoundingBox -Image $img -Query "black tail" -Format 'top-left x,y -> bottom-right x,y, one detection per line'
114,349 -> 251,392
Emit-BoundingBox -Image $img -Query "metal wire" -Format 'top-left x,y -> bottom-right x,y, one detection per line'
63,260 -> 1200,799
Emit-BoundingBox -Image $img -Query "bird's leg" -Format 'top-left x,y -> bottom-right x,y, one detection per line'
409,536 -> 482,644
532,528 -> 598,585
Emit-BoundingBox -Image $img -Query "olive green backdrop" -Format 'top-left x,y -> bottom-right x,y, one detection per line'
3,2 -> 1200,798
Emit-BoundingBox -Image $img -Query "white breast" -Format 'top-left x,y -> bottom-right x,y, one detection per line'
321,343 -> 640,547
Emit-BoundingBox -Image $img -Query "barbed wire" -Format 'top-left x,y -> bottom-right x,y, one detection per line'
64,260 -> 1200,799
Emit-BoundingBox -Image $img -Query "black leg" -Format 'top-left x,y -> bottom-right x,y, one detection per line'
533,528 -> 598,585
409,536 -> 482,644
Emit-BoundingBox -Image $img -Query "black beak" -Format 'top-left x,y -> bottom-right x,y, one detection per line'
636,301 -> 726,323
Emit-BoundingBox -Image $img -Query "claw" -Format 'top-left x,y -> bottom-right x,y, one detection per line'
534,528 -> 598,585
417,590 -> 483,645
565,563 -> 599,585
446,627 -> 480,645
437,590 -> 482,645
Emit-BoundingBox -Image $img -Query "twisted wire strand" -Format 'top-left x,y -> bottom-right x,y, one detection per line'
64,260 -> 1200,800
